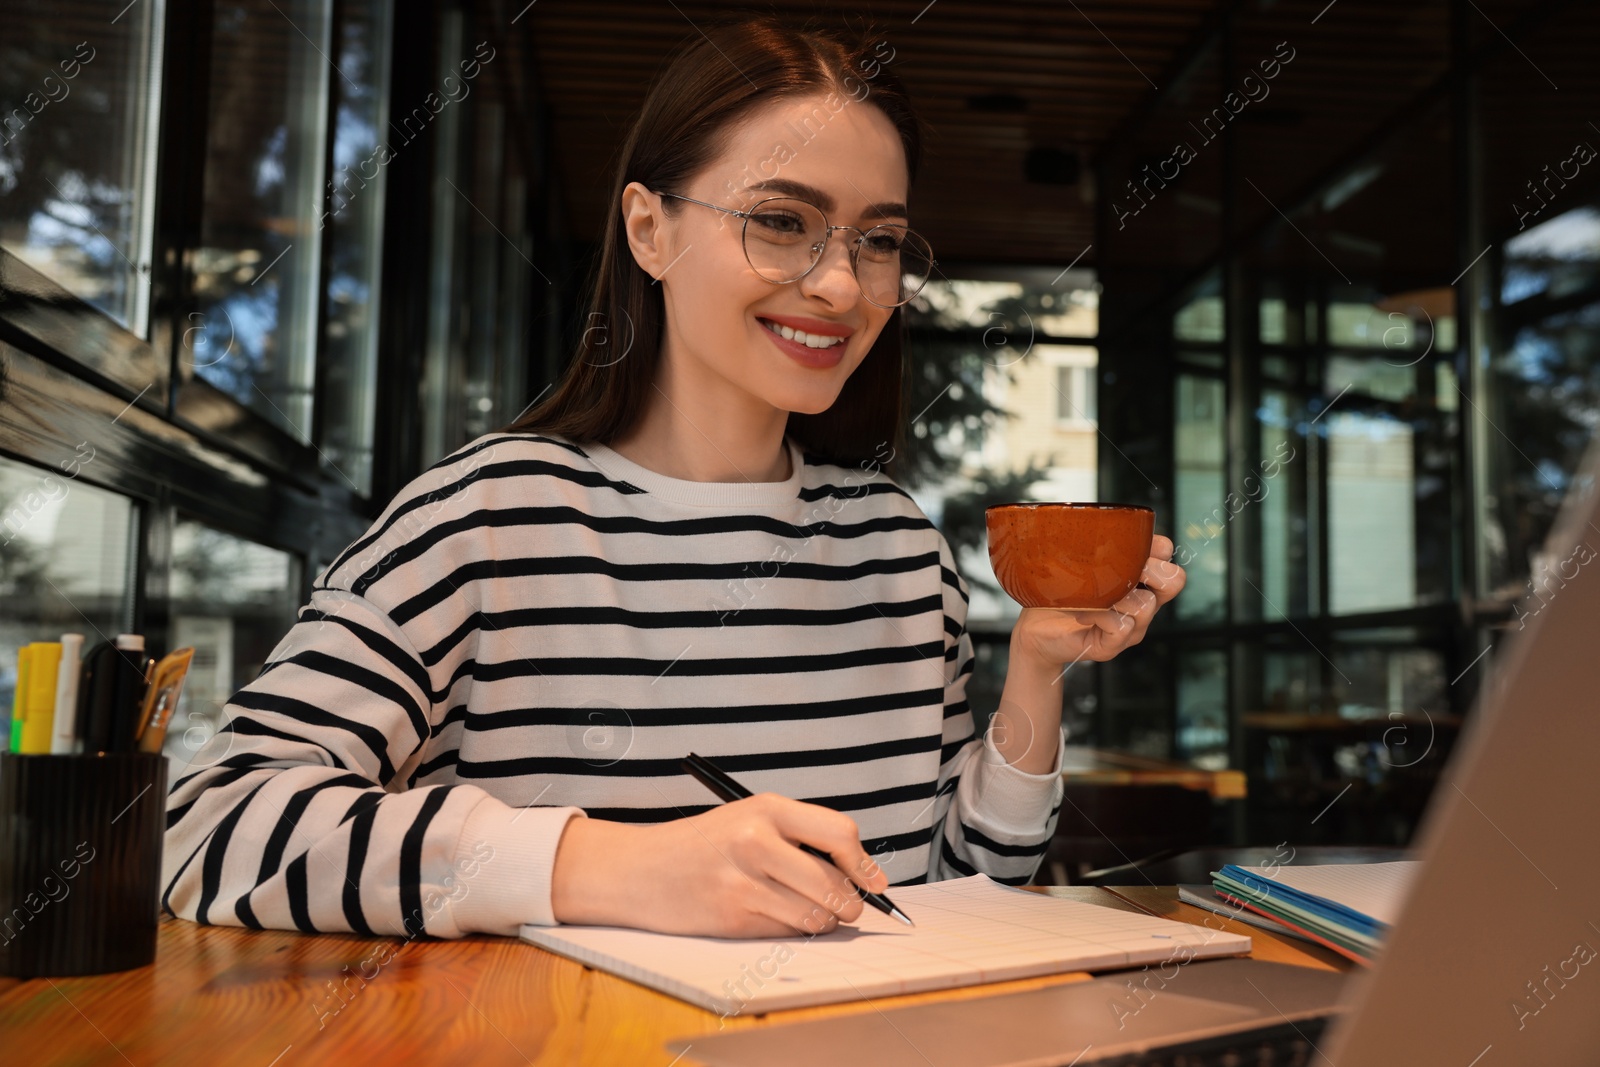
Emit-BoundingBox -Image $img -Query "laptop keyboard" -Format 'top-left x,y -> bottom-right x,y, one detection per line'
1085,1017 -> 1332,1066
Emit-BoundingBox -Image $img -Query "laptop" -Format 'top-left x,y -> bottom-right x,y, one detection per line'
672,439 -> 1600,1066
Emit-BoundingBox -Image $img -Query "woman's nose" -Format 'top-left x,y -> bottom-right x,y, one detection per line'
801,231 -> 862,306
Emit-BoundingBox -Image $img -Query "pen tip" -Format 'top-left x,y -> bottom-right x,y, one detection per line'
893,908 -> 914,927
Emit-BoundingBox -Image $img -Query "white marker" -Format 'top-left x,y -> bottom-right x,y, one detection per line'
51,632 -> 85,754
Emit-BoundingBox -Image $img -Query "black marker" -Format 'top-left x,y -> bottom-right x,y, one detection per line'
76,634 -> 150,753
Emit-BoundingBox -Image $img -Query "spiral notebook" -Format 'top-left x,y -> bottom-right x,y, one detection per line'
520,874 -> 1252,1014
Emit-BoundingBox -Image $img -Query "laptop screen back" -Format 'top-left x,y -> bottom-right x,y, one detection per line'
1327,441 -> 1600,1065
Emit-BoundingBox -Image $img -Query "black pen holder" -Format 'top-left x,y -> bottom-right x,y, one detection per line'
0,751 -> 167,978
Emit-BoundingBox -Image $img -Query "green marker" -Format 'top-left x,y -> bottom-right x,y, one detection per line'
9,645 -> 32,753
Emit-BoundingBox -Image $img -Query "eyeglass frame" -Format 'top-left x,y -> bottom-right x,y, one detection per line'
649,190 -> 934,308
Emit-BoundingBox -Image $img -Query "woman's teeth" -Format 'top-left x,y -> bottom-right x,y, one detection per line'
762,319 -> 845,349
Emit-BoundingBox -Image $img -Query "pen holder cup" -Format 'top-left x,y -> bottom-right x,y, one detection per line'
0,751 -> 168,978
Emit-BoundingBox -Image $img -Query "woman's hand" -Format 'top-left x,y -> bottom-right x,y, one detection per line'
1009,534 -> 1186,676
549,794 -> 888,937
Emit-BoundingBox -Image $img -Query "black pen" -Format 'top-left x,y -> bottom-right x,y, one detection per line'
681,752 -> 913,927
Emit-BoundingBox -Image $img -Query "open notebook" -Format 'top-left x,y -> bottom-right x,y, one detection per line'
520,874 -> 1252,1014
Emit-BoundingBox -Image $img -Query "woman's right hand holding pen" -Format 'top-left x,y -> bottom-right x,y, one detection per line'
550,795 -> 890,937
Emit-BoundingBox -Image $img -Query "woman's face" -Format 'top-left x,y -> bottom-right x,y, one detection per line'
628,90 -> 909,418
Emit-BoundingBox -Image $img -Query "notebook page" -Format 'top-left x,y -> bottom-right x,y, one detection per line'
521,874 -> 1251,1015
1233,862 -> 1421,925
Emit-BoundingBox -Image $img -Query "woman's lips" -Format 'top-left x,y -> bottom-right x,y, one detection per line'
759,318 -> 846,368
759,313 -> 854,338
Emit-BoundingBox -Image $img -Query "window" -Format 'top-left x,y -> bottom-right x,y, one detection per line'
160,518 -> 300,768
903,271 -> 1100,619
1173,373 -> 1227,622
420,13 -> 536,465
0,1 -> 165,335
1326,411 -> 1417,615
1053,364 -> 1097,424
1176,648 -> 1228,767
0,452 -> 136,733
1481,204 -> 1600,600
188,0 -> 334,441
320,0 -> 396,494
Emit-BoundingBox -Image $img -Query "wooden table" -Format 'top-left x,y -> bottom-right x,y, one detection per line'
0,888 -> 1353,1066
1061,747 -> 1248,800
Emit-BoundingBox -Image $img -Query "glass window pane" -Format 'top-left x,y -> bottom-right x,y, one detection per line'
1174,294 -> 1224,344
418,17 -> 543,463
0,2 -> 164,334
421,9 -> 470,465
1329,638 -> 1446,721
496,168 -> 530,433
320,0 -> 394,495
909,276 -> 1098,338
1013,344 -> 1097,500
1,453 -> 136,735
1481,203 -> 1600,597
1176,648 -> 1228,768
904,270 -> 1101,627
1174,374 -> 1227,621
1476,0 -> 1600,599
1326,410 -> 1415,614
1261,646 -> 1318,712
463,97 -> 507,443
1260,389 -> 1310,616
162,517 -> 300,767
188,0 -> 333,441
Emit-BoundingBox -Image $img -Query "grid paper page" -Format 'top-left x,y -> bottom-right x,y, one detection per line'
1233,861 -> 1421,926
521,874 -> 1252,1014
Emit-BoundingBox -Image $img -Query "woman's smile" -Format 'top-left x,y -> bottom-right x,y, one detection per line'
755,312 -> 855,369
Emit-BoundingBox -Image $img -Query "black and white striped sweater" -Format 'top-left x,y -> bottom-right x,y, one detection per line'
161,432 -> 1065,938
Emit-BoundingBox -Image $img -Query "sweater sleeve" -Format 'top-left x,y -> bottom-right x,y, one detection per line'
161,586 -> 585,938
925,533 -> 1064,886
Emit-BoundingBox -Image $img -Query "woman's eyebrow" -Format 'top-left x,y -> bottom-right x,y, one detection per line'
746,178 -> 908,221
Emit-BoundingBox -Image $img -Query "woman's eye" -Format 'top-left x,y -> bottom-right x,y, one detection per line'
749,212 -> 807,235
862,233 -> 902,256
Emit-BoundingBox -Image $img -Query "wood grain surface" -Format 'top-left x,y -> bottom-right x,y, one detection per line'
0,886 -> 1351,1066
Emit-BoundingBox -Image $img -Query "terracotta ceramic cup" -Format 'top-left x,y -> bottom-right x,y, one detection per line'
984,502 -> 1156,610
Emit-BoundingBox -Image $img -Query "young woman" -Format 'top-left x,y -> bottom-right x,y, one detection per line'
162,17 -> 1183,941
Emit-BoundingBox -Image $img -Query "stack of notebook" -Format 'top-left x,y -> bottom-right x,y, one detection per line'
1204,861 -> 1421,964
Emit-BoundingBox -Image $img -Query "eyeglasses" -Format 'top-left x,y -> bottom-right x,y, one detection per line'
652,191 -> 934,309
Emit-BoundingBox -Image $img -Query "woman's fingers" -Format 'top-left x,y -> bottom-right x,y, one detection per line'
758,842 -> 864,927
1065,589 -> 1155,660
750,877 -> 853,936
1142,559 -> 1186,597
1110,587 -> 1160,621
766,795 -> 886,895
699,794 -> 884,935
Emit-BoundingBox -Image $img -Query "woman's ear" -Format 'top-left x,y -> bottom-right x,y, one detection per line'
621,182 -> 672,281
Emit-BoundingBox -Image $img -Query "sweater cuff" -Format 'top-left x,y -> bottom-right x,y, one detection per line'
448,798 -> 586,936
967,725 -> 1066,837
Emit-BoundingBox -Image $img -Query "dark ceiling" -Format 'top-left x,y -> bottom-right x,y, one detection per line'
523,1 -> 1221,268
523,0 -> 1587,281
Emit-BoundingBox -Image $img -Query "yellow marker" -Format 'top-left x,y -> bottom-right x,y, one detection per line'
19,642 -> 62,754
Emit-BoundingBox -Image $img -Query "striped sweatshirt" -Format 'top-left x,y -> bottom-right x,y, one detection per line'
161,431 -> 1065,939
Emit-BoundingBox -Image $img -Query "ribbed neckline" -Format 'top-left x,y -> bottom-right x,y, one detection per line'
580,436 -> 805,508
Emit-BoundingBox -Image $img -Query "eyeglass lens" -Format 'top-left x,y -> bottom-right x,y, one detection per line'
742,198 -> 932,307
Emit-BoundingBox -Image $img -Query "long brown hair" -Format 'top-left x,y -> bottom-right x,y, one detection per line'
503,16 -> 923,477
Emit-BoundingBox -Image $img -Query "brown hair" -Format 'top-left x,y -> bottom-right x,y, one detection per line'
503,16 -> 923,477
